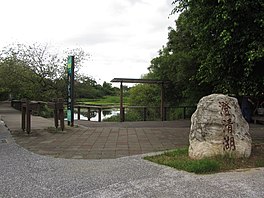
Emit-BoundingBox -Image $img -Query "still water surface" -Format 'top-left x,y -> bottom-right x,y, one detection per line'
73,109 -> 119,121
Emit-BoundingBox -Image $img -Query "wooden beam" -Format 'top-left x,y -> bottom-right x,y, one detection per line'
111,78 -> 169,84
160,82 -> 165,121
111,77 -> 169,122
120,81 -> 124,122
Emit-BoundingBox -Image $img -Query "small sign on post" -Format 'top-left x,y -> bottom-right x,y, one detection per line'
67,56 -> 75,126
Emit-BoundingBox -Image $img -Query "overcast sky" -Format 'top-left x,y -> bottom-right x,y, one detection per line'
0,0 -> 178,85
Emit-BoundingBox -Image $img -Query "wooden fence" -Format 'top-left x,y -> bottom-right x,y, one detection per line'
11,99 -> 64,134
74,105 -> 196,122
11,100 -> 196,128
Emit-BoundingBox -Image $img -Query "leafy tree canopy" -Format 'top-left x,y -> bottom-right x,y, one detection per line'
130,0 -> 264,108
171,0 -> 264,96
0,43 -> 116,101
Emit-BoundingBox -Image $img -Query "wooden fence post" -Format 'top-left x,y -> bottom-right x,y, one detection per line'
26,100 -> 31,134
98,108 -> 101,122
143,107 -> 147,121
120,82 -> 124,122
87,107 -> 91,121
21,99 -> 26,131
78,106 -> 81,120
120,107 -> 125,122
58,98 -> 64,131
53,99 -> 58,129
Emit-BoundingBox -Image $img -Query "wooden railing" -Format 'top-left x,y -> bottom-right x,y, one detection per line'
74,105 -> 196,122
74,105 -> 117,122
11,99 -> 64,133
11,100 -> 196,124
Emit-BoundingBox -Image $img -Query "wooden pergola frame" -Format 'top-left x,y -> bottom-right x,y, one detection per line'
111,78 -> 169,122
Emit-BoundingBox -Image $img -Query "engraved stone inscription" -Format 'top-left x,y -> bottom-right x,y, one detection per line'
219,101 -> 236,151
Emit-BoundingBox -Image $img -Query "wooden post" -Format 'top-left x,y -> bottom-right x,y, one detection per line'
87,107 -> 90,121
59,109 -> 64,131
26,100 -> 31,134
160,83 -> 165,121
122,107 -> 125,122
98,108 -> 101,122
78,106 -> 81,120
22,106 -> 26,131
53,99 -> 58,129
58,98 -> 64,131
21,99 -> 26,131
183,107 -> 186,119
120,82 -> 124,122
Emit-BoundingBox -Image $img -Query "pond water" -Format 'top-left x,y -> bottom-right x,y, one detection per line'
73,109 -> 119,122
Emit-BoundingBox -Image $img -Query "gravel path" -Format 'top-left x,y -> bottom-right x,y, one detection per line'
1,121 -> 264,198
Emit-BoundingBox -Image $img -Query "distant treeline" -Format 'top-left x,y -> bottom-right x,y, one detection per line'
0,43 -> 124,101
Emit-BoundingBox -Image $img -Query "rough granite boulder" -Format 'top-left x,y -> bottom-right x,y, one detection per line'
189,94 -> 252,159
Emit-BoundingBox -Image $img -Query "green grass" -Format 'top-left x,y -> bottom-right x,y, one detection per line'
144,145 -> 264,174
77,96 -> 129,106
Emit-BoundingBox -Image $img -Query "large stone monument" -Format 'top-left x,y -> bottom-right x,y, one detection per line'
189,94 -> 252,159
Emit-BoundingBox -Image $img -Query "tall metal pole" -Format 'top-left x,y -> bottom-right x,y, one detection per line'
70,56 -> 74,127
67,56 -> 75,127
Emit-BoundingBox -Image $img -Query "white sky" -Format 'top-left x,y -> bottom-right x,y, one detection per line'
0,0 -> 177,85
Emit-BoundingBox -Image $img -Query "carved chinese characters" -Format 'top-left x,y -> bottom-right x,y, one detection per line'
219,101 -> 236,151
189,94 -> 252,159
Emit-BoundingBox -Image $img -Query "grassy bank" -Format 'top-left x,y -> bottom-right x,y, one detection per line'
77,96 -> 129,106
144,144 -> 264,174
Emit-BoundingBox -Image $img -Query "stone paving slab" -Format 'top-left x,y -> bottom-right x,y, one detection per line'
10,126 -> 190,159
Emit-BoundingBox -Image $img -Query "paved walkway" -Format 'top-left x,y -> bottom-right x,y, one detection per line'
0,102 -> 190,159
1,112 -> 264,197
0,101 -> 263,159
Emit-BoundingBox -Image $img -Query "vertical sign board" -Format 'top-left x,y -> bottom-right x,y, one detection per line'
67,56 -> 74,126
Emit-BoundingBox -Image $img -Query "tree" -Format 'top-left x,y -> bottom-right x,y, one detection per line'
0,57 -> 41,99
172,0 -> 264,96
133,0 -> 263,110
75,76 -> 104,99
148,11 -> 213,105
102,81 -> 115,96
129,83 -> 160,107
0,43 -> 89,100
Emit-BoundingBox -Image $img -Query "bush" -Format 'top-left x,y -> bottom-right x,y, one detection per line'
39,105 -> 54,118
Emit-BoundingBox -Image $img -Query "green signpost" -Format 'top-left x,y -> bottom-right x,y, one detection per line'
67,56 -> 74,126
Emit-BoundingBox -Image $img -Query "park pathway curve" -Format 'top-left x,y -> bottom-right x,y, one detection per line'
0,101 -> 191,159
1,101 -> 264,197
1,120 -> 264,197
